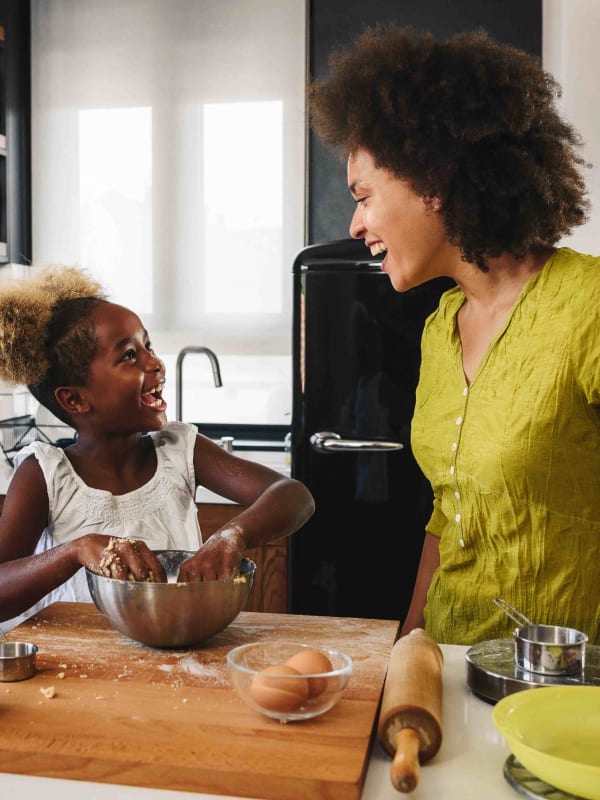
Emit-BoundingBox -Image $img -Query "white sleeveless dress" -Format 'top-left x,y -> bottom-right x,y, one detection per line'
3,421 -> 203,630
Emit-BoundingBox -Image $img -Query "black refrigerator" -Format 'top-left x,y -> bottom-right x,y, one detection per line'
289,239 -> 453,622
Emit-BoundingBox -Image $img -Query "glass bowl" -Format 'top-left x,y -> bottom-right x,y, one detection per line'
227,640 -> 352,722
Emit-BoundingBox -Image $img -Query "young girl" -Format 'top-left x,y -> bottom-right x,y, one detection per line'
0,266 -> 314,628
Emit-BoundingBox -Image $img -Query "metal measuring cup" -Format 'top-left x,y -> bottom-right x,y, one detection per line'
493,598 -> 587,676
0,625 -> 38,681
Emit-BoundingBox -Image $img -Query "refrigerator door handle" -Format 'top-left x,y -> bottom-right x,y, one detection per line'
310,431 -> 404,453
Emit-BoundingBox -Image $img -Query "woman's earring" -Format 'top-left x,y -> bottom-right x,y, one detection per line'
432,197 -> 442,212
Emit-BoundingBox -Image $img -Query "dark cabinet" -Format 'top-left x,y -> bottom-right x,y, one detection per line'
197,503 -> 288,614
1,22 -> 7,262
307,0 -> 542,244
0,0 -> 31,266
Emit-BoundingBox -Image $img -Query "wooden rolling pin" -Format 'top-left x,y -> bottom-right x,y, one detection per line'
377,628 -> 443,793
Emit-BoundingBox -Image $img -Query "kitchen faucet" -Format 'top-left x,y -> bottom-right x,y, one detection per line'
175,346 -> 223,421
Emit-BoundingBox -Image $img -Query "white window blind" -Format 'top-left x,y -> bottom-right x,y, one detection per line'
30,0 -> 306,424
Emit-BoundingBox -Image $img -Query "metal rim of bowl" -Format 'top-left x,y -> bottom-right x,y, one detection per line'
0,641 -> 38,658
514,624 -> 588,646
85,554 -> 256,586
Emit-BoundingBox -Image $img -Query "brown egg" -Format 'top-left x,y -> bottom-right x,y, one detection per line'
249,664 -> 309,713
285,649 -> 333,699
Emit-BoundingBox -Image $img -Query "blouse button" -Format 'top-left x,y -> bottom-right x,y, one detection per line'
455,513 -> 461,523
450,466 -> 455,475
456,416 -> 463,425
459,538 -> 466,548
451,442 -> 457,451
455,491 -> 461,500
463,387 -> 468,396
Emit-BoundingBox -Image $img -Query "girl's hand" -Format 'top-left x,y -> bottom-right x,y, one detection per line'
177,526 -> 245,582
79,535 -> 167,582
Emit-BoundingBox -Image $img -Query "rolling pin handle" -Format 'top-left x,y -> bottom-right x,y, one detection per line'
390,728 -> 421,793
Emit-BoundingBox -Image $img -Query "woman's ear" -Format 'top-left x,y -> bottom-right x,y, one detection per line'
54,386 -> 91,416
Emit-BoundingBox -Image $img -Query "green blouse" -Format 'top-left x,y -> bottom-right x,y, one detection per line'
411,248 -> 600,645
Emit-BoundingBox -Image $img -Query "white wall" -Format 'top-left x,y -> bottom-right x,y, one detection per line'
543,0 -> 600,254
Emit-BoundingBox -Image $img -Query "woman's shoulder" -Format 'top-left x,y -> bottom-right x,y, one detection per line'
437,284 -> 465,311
552,246 -> 599,269
549,247 -> 600,286
422,285 -> 464,333
544,247 -> 600,316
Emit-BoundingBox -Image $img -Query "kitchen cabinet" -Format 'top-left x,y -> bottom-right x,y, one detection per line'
0,0 -> 31,266
0,22 -> 6,262
308,0 -> 542,244
197,502 -> 288,614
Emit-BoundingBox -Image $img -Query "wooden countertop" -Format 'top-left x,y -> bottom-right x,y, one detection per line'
0,602 -> 400,800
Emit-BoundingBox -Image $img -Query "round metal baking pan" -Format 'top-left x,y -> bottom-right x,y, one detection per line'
465,638 -> 600,704
503,754 -> 583,800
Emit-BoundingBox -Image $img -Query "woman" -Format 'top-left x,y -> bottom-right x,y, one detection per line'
310,25 -> 599,644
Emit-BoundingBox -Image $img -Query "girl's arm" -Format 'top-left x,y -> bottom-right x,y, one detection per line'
178,434 -> 315,581
0,456 -> 165,621
400,532 -> 440,636
0,455 -> 80,619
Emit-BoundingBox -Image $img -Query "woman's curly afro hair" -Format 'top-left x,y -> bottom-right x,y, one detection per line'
0,265 -> 107,422
309,25 -> 589,270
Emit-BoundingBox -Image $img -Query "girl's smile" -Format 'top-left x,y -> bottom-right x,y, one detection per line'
141,381 -> 166,410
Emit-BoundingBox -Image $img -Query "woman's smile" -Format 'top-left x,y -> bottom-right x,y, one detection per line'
347,148 -> 459,291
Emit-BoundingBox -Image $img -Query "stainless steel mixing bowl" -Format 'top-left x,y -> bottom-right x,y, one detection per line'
86,550 -> 255,648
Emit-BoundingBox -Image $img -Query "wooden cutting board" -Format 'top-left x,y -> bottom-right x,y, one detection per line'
0,602 -> 399,800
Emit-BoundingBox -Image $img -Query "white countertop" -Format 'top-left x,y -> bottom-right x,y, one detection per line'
0,644 -> 517,800
0,450 -> 290,503
195,450 -> 290,504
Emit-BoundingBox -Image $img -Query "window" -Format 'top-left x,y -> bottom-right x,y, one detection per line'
203,100 -> 284,315
79,106 -> 153,313
31,0 -> 305,424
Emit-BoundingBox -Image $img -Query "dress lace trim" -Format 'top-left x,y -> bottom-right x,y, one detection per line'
17,423 -> 198,527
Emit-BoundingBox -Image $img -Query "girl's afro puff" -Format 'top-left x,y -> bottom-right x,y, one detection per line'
0,265 -> 106,387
